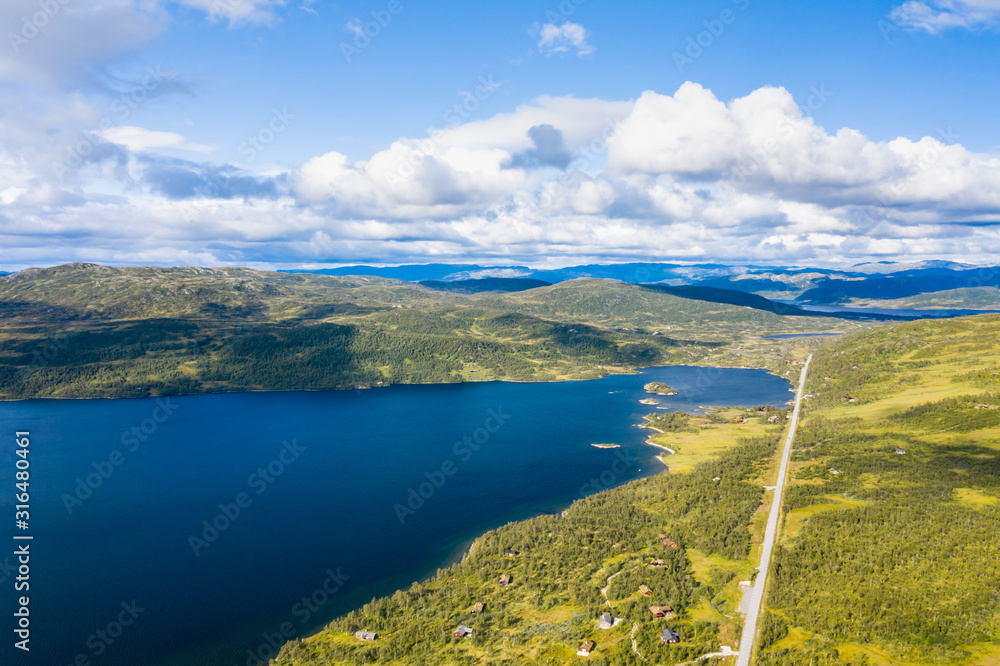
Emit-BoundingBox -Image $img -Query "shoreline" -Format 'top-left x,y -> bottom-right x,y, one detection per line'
0,362 -> 792,403
645,438 -> 676,455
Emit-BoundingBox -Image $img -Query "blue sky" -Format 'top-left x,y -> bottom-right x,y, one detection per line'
1,0 -> 999,269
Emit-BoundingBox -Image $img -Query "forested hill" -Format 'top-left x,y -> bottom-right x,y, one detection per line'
0,264 -> 850,400
474,279 -> 862,340
756,314 -> 1000,664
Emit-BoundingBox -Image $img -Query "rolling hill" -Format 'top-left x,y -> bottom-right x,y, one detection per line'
0,265 -> 857,400
474,279 -> 861,342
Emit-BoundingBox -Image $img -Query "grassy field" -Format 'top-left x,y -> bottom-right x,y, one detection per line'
756,315 -> 1000,665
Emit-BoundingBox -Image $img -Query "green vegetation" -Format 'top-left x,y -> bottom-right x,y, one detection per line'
274,415 -> 787,665
0,265 -> 717,399
846,287 -> 1000,310
476,279 -> 859,342
0,264 -> 852,400
645,382 -> 678,395
757,315 -> 1000,665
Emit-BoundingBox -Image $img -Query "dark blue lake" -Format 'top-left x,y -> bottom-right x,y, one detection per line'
0,366 -> 792,666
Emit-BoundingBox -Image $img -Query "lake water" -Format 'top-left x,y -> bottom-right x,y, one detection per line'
0,366 -> 793,666
777,301 -> 1000,319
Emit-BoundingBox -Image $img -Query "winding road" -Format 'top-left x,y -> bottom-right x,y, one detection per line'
735,354 -> 812,666
600,570 -> 646,661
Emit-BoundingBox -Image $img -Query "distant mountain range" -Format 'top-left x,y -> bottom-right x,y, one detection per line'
284,261 -> 1000,310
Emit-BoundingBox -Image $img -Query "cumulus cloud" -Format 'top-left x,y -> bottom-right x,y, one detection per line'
888,0 -> 1000,32
507,124 -> 573,170
293,96 -> 631,218
606,83 -> 1000,210
138,156 -> 283,199
536,22 -> 595,56
3,82 -> 1000,269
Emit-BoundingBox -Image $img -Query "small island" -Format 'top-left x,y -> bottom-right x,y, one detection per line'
644,382 -> 679,396
639,398 -> 659,405
591,443 -> 621,449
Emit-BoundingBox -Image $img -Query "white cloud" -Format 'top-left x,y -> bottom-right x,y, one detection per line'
344,17 -> 364,36
0,0 -> 165,87
173,0 -> 288,26
293,95 -> 631,218
606,83 -> 1000,209
3,83 -> 1000,269
537,22 -> 595,56
888,0 -> 1000,32
100,126 -> 217,153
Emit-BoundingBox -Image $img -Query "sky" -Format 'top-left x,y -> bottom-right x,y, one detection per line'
1,0 -> 999,271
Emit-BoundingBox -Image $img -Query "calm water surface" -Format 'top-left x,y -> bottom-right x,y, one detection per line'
0,366 -> 793,666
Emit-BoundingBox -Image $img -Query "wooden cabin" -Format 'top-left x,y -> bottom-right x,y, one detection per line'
468,602 -> 485,613
354,630 -> 377,642
577,640 -> 595,657
658,534 -> 679,549
453,625 -> 474,639
499,574 -> 512,586
598,614 -> 615,629
661,628 -> 680,644
648,559 -> 665,568
504,548 -> 518,557
638,585 -> 653,597
649,605 -> 673,618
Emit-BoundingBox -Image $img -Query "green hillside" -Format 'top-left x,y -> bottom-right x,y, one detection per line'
757,315 -> 1000,665
0,265 -> 852,400
845,287 -> 1000,310
475,279 -> 858,341
274,412 -> 792,666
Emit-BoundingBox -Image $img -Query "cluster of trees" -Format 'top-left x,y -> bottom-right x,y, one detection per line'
645,411 -> 697,433
758,316 -> 1000,665
0,307 -> 696,399
274,429 -> 784,665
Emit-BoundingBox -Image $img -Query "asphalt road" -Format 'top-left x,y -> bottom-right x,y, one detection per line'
736,355 -> 813,666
